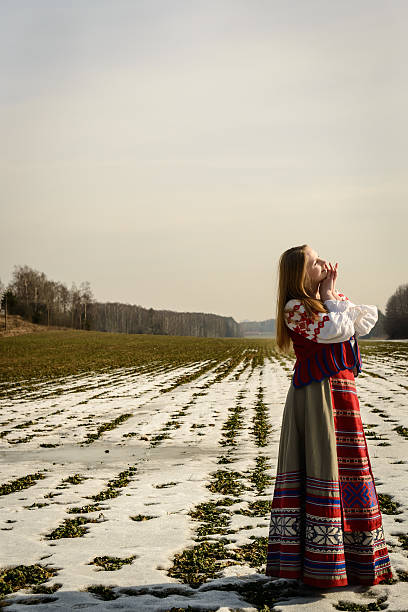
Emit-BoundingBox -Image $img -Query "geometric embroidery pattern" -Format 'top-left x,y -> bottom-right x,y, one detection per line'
284,301 -> 331,342
305,520 -> 343,546
268,513 -> 300,539
341,481 -> 378,509
344,525 -> 386,549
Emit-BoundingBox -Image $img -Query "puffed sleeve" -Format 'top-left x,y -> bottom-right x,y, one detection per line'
284,298 -> 377,343
324,298 -> 378,338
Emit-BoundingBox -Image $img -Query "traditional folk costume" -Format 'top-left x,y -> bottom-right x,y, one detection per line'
265,292 -> 393,588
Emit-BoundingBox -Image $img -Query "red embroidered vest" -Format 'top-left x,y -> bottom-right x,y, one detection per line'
288,328 -> 362,388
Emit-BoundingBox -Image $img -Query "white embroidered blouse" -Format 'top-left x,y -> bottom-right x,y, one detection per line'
284,291 -> 378,343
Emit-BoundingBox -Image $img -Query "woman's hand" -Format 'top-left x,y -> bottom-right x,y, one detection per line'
319,271 -> 335,301
328,262 -> 340,298
330,262 -> 338,293
319,262 -> 338,301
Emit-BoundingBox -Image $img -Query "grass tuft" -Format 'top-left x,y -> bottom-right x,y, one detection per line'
0,564 -> 58,597
89,555 -> 136,571
0,472 -> 46,496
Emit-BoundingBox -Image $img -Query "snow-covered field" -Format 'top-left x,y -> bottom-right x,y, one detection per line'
1,343 -> 408,611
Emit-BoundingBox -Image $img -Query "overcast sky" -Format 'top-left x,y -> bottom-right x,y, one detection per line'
1,1 -> 407,322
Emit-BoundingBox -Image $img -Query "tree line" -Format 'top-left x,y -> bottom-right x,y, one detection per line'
383,283 -> 408,339
0,265 -> 241,338
0,265 -> 407,339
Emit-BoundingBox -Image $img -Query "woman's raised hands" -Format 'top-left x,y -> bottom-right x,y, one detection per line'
319,262 -> 338,301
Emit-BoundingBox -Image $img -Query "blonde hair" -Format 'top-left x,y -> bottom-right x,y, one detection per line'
276,244 -> 328,353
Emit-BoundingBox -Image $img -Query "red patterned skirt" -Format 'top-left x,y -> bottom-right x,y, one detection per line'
265,368 -> 393,588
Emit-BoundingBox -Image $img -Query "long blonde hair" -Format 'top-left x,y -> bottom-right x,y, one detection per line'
276,244 -> 328,353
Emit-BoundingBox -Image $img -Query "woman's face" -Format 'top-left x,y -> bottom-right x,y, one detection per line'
304,246 -> 328,287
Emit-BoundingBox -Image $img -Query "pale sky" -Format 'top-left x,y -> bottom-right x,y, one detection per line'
1,1 -> 407,322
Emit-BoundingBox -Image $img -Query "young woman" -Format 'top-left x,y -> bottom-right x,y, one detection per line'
265,244 -> 393,588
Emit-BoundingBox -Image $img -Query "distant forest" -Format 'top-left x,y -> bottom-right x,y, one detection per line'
0,265 -> 407,339
0,265 -> 241,338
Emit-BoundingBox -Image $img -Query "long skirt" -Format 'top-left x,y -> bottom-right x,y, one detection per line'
265,368 -> 393,588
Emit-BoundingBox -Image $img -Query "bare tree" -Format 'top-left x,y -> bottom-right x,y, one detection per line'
70,283 -> 81,329
79,281 -> 94,330
43,279 -> 59,327
384,283 -> 408,339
